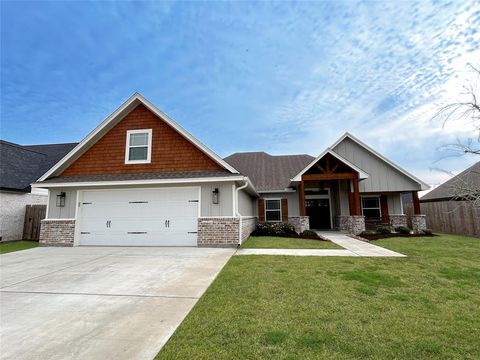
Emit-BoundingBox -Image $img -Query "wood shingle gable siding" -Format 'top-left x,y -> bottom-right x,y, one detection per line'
61,104 -> 223,176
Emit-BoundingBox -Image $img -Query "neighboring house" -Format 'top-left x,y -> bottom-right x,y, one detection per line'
420,162 -> 480,237
0,140 -> 77,240
32,93 -> 429,247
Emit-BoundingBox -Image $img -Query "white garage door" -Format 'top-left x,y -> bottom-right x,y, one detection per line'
78,187 -> 199,246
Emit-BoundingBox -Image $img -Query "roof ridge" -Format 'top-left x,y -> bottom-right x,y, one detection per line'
0,140 -> 48,156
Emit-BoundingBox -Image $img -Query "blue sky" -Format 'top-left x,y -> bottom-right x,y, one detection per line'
1,1 -> 479,186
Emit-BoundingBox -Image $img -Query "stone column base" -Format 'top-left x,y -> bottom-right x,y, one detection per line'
197,217 -> 240,247
389,215 -> 408,228
337,215 -> 365,235
39,219 -> 75,247
412,215 -> 427,232
288,216 -> 310,233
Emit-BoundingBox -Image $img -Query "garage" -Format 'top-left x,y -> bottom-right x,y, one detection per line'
78,187 -> 199,246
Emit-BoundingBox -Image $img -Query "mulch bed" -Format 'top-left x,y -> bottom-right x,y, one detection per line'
360,233 -> 438,241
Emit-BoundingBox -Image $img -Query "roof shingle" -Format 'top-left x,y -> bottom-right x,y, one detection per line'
0,140 -> 77,192
420,161 -> 480,202
224,152 -> 314,191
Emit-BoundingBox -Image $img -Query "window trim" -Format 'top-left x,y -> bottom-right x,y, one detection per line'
125,129 -> 152,164
361,195 -> 381,220
264,198 -> 282,223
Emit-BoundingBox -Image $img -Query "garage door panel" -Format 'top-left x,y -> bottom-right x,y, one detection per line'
79,188 -> 199,246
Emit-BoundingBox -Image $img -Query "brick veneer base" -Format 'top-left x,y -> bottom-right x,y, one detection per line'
197,217 -> 240,247
337,215 -> 366,235
288,216 -> 310,233
39,219 -> 75,247
389,214 -> 408,228
240,217 -> 257,243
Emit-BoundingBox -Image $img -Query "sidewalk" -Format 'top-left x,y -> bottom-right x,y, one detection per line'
235,232 -> 406,257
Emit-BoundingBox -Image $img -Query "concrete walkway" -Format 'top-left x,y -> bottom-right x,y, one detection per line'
318,231 -> 406,257
236,232 -> 405,257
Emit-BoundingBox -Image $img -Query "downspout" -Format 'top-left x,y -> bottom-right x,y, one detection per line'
235,177 -> 249,246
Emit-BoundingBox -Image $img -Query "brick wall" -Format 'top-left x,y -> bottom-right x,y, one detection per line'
197,217 -> 240,247
62,104 -> 222,176
240,216 -> 257,243
0,192 -> 47,241
39,219 -> 75,247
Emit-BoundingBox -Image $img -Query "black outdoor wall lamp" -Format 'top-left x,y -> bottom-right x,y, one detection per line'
56,192 -> 66,207
212,188 -> 220,204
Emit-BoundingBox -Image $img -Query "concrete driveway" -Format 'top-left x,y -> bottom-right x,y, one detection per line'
0,246 -> 235,360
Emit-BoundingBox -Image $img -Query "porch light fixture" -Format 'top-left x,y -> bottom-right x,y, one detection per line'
212,188 -> 220,204
56,192 -> 66,207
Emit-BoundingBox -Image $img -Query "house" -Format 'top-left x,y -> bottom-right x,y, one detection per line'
420,162 -> 480,237
0,140 -> 77,240
32,93 -> 429,247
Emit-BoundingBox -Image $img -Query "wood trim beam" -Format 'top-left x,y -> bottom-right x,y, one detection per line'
302,173 -> 356,181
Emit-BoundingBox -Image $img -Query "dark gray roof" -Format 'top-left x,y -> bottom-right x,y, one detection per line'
38,170 -> 237,184
0,140 -> 77,192
224,152 -> 314,191
420,161 -> 480,202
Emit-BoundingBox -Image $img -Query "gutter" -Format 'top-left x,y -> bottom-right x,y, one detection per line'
235,177 -> 249,246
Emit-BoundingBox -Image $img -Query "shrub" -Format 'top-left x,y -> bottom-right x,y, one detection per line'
359,230 -> 377,236
422,229 -> 433,235
300,230 -> 321,240
251,222 -> 297,237
395,226 -> 411,234
376,226 -> 391,234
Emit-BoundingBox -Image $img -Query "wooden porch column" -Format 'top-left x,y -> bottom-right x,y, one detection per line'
299,179 -> 306,216
352,176 -> 361,216
412,191 -> 421,215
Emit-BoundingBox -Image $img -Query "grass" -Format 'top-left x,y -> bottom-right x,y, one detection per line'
157,234 -> 480,359
0,240 -> 38,254
241,236 -> 341,249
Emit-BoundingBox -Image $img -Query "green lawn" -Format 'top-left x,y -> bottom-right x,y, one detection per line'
157,234 -> 480,359
0,240 -> 38,254
241,236 -> 341,249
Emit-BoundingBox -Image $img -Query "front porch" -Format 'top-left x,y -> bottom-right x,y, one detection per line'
295,151 -> 424,234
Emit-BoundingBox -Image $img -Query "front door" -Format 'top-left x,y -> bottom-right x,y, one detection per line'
306,199 -> 331,229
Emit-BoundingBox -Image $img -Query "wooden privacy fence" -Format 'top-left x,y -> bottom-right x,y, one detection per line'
420,201 -> 480,238
22,205 -> 47,241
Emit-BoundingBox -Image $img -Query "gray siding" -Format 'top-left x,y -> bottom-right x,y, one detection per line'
338,180 -> 350,215
237,188 -> 255,216
46,182 -> 235,219
48,189 -> 77,219
262,192 -> 300,217
332,137 -> 421,192
201,183 -> 234,217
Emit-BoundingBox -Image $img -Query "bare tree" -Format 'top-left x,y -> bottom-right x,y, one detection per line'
433,63 -> 480,155
433,63 -> 480,208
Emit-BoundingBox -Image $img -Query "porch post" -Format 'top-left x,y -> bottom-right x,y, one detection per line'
412,191 -> 421,215
352,176 -> 361,215
299,179 -> 306,216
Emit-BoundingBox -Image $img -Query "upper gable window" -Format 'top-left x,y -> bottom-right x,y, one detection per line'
125,129 -> 152,164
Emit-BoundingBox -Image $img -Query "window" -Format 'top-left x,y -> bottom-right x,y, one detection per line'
265,199 -> 281,222
125,129 -> 152,164
362,196 -> 381,220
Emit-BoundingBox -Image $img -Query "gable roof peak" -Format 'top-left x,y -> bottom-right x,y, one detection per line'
37,94 -> 239,181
